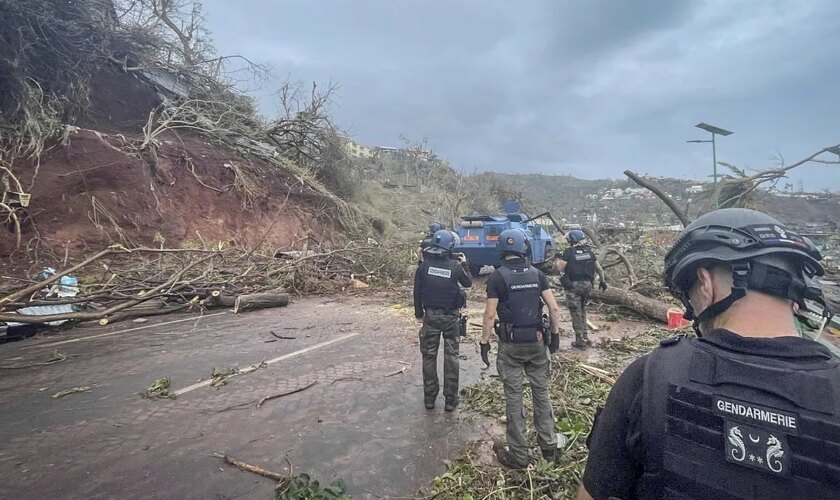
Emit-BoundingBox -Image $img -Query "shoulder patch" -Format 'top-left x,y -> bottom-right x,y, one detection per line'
660,335 -> 685,347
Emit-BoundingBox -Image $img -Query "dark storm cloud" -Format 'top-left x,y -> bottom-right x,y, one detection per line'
203,0 -> 840,190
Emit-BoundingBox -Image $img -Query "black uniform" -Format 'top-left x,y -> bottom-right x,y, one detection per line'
583,329 -> 840,500
413,255 -> 472,406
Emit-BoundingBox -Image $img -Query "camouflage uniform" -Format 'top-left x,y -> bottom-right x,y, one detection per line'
418,308 -> 460,404
565,280 -> 592,344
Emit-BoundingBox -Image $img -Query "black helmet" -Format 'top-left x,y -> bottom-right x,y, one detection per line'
428,222 -> 445,234
664,208 -> 826,329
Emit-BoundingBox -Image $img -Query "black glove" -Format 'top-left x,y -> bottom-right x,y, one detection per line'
549,333 -> 560,353
599,280 -> 608,292
480,342 -> 491,367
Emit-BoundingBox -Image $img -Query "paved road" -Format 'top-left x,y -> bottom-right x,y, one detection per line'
0,295 -> 488,499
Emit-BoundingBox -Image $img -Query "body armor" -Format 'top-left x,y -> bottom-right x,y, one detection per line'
419,256 -> 463,310
564,245 -> 597,283
495,264 -> 543,342
638,333 -> 840,499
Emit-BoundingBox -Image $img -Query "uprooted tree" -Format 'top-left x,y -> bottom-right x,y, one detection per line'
624,142 -> 840,225
596,143 -> 840,320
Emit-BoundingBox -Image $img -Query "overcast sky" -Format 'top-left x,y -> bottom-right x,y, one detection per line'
202,0 -> 840,191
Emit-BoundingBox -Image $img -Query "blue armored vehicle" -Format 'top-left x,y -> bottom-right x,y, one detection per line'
453,204 -> 560,275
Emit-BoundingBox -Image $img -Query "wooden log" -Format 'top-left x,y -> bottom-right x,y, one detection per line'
233,293 -> 289,314
202,290 -> 236,309
590,286 -> 670,323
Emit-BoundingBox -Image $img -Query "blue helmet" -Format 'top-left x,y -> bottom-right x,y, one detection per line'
424,229 -> 455,255
498,228 -> 528,255
566,229 -> 586,244
428,222 -> 445,233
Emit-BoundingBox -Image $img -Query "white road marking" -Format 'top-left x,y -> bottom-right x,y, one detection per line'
23,312 -> 228,349
173,331 -> 362,396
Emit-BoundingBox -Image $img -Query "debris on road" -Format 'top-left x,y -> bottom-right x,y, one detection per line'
0,241 -> 413,335
213,452 -> 349,499
210,367 -> 238,387
0,350 -> 68,370
142,377 -> 175,400
384,366 -> 408,377
257,380 -> 318,409
214,453 -> 286,481
51,386 -> 91,399
233,292 -> 289,314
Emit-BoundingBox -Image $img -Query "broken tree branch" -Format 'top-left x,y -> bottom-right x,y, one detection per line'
0,246 -> 216,308
623,170 -> 689,227
213,453 -> 285,482
0,252 -> 219,323
256,381 -> 318,409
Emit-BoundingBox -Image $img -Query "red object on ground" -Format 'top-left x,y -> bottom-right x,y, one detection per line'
668,309 -> 692,330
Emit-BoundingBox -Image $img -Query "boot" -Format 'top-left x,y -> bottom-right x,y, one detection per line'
571,341 -> 587,350
444,398 -> 459,412
495,448 -> 528,470
541,448 -> 558,464
425,396 -> 436,410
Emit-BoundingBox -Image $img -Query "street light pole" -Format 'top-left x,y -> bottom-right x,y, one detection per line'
711,131 -> 717,197
688,122 -> 734,208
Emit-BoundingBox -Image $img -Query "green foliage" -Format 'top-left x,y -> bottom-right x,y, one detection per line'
275,474 -> 349,500
142,377 -> 175,400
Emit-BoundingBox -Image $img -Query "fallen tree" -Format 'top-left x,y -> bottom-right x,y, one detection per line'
590,286 -> 670,323
0,240 -> 413,327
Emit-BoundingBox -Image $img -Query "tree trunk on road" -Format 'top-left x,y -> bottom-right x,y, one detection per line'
233,293 -> 290,314
590,286 -> 670,323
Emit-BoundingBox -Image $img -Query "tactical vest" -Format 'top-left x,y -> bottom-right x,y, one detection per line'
419,257 -> 462,311
495,264 -> 543,342
564,245 -> 597,283
638,334 -> 840,499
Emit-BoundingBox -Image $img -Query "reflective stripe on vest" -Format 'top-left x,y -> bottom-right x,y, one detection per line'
641,339 -> 840,500
495,264 -> 542,330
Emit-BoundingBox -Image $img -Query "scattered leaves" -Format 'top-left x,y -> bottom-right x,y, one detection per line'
276,473 -> 349,500
142,377 -> 175,400
210,367 -> 239,387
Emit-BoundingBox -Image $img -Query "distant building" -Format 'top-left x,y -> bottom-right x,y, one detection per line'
686,185 -> 705,194
344,140 -> 375,159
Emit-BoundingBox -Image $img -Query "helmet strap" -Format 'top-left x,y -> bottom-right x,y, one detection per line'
689,261 -> 831,335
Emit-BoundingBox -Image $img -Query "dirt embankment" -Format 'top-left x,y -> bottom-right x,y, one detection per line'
3,130 -> 335,258
2,69 -> 340,259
